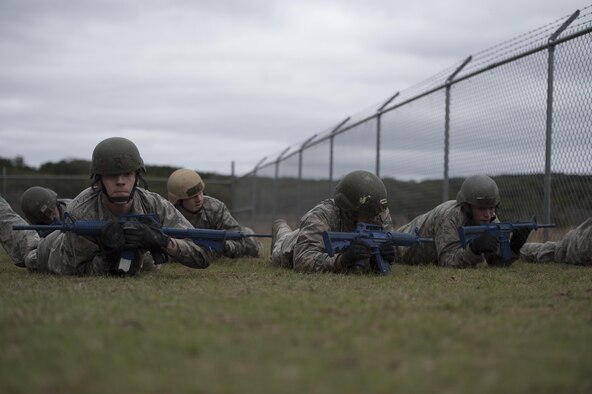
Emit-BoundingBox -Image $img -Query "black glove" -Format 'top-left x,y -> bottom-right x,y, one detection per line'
469,232 -> 499,255
379,241 -> 396,264
97,221 -> 126,263
339,240 -> 371,270
122,222 -> 170,264
510,227 -> 532,254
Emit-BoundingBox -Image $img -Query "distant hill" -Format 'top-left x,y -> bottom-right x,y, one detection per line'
2,155 -> 590,230
0,156 -> 233,216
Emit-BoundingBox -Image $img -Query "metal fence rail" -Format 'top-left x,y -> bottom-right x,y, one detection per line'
232,7 -> 592,239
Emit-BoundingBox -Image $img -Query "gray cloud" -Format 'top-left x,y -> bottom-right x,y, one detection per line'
0,0 -> 586,175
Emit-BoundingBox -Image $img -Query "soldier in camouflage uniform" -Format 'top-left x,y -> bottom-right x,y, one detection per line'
167,168 -> 263,258
21,186 -> 71,226
393,175 -> 531,268
42,137 -> 212,276
0,194 -> 39,268
520,217 -> 592,265
0,187 -> 69,269
271,170 -> 396,273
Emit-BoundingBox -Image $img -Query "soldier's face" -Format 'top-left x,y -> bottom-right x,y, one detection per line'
182,191 -> 204,213
101,172 -> 137,203
470,205 -> 496,224
42,207 -> 60,224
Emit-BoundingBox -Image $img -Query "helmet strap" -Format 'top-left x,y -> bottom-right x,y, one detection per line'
97,173 -> 139,204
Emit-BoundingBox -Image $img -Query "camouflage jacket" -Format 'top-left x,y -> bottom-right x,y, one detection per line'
520,216 -> 592,265
394,200 -> 515,267
177,195 -> 263,258
276,199 -> 395,273
0,195 -> 39,268
44,187 -> 212,276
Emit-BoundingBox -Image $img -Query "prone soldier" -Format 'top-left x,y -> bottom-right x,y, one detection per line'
167,168 -> 264,258
0,187 -> 70,270
42,137 -> 213,276
393,175 -> 531,267
270,170 -> 396,273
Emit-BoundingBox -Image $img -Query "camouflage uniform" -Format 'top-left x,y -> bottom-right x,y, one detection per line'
25,198 -> 72,272
178,195 -> 263,258
394,200 -> 515,267
44,187 -> 212,275
271,199 -> 395,272
0,195 -> 39,267
520,217 -> 592,265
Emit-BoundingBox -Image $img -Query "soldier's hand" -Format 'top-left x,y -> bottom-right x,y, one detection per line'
379,241 -> 396,264
223,241 -> 237,257
339,240 -> 371,269
122,222 -> 170,256
469,232 -> 499,255
97,222 -> 125,263
510,227 -> 532,254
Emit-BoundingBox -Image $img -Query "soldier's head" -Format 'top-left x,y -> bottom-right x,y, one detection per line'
20,186 -> 60,225
90,137 -> 146,205
167,168 -> 205,213
456,174 -> 500,224
334,170 -> 388,223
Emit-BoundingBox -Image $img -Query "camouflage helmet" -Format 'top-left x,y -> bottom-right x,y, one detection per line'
20,186 -> 58,225
89,137 -> 146,178
334,170 -> 388,216
456,175 -> 500,207
167,168 -> 205,205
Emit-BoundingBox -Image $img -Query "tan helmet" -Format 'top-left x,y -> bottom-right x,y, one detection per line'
334,170 -> 388,216
20,186 -> 58,224
167,168 -> 205,205
456,175 -> 500,207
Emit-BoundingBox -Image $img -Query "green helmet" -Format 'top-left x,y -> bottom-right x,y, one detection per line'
334,170 -> 388,216
20,186 -> 58,225
89,137 -> 146,178
456,175 -> 500,207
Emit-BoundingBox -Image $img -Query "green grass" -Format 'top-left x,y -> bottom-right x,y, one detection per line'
1,242 -> 591,394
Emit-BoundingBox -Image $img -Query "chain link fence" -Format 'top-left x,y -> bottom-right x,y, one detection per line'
232,7 -> 592,239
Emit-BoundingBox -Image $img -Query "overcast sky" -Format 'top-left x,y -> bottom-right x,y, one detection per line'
0,0 -> 587,175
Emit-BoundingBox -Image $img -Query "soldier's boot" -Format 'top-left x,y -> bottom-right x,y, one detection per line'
271,219 -> 291,256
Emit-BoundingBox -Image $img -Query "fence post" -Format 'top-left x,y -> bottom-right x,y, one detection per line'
544,9 -> 579,240
230,161 -> 235,217
327,117 -> 350,194
376,92 -> 400,177
251,157 -> 267,220
297,135 -> 317,214
443,56 -> 471,202
272,148 -> 290,221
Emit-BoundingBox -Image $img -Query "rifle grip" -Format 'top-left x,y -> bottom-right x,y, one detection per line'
373,249 -> 391,275
500,241 -> 513,261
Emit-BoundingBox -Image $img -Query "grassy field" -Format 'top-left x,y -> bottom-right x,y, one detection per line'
1,241 -> 591,394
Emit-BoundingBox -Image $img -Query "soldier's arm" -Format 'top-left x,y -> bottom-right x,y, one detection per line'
157,202 -> 212,268
292,216 -> 338,273
435,219 -> 484,268
44,231 -> 111,275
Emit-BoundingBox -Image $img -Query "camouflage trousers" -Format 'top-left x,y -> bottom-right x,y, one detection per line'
520,217 -> 592,266
0,195 -> 39,268
270,220 -> 297,268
